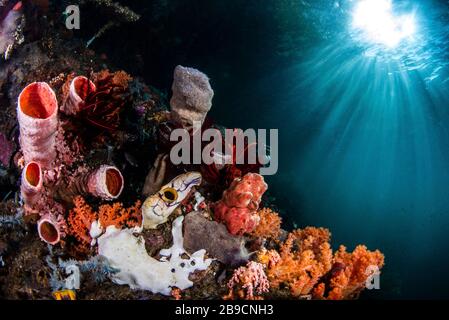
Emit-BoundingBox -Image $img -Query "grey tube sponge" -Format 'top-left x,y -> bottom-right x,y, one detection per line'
170,65 -> 214,128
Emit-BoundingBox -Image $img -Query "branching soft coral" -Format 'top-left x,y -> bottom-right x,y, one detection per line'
67,196 -> 97,245
67,196 -> 141,253
97,200 -> 142,229
250,208 -> 282,240
312,245 -> 385,300
225,261 -> 270,300
258,226 -> 384,300
261,227 -> 333,297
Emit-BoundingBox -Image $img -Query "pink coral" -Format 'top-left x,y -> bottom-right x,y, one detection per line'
226,261 -> 270,300
214,173 -> 268,235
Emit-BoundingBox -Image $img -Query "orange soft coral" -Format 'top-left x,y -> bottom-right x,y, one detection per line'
67,196 -> 141,252
262,227 -> 333,297
67,196 -> 97,245
257,249 -> 281,268
262,226 -> 384,299
250,208 -> 282,240
313,245 -> 385,300
98,200 -> 142,229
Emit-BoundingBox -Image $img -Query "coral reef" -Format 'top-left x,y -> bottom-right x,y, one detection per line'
262,228 -> 333,298
170,65 -> 214,129
214,173 -> 268,235
70,70 -> 132,134
312,245 -> 385,300
87,165 -> 124,200
56,165 -> 124,203
61,76 -> 96,116
20,161 -> 43,206
255,227 -> 384,300
37,213 -> 67,245
0,16 -> 386,299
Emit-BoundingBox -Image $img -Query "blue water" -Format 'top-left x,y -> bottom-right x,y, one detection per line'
95,0 -> 449,298
207,0 -> 449,299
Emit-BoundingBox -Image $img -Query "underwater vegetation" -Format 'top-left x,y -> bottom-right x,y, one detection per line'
0,0 -> 385,300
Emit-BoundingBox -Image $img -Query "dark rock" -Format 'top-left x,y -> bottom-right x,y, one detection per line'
0,132 -> 14,168
183,211 -> 251,267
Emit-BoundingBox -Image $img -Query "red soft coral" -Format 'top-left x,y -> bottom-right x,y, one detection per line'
213,173 -> 268,235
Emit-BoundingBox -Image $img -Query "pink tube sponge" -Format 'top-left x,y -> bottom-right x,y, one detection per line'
20,161 -> 43,205
87,165 -> 124,200
17,82 -> 58,169
55,165 -> 124,202
62,76 -> 96,115
37,213 -> 67,245
214,173 -> 268,235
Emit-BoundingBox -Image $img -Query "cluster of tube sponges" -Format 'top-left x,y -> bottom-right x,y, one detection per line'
17,78 -> 124,245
